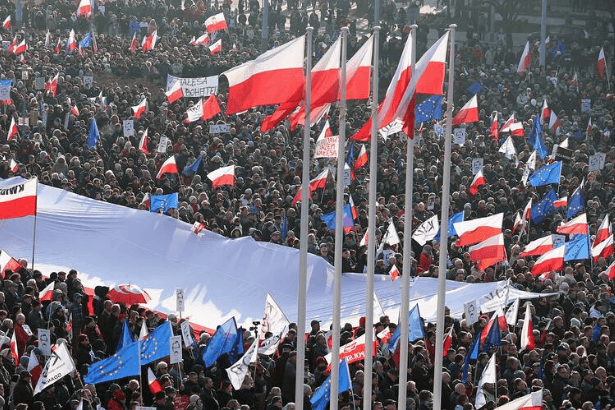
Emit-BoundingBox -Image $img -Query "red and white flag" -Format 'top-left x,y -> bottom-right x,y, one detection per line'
323,332 -> 376,369
592,235 -> 614,262
195,33 -> 210,45
39,281 -> 55,301
291,169 -> 329,206
549,111 -> 561,134
209,39 -> 222,55
45,31 -> 51,47
595,214 -> 611,245
7,35 -> 16,53
606,260 -> 615,280
207,165 -> 235,188
512,212 -> 525,235
531,245 -> 565,276
453,213 -> 503,247
156,156 -> 179,179
597,47 -> 606,79
189,36 -> 196,46
202,94 -> 221,121
141,30 -> 157,52
147,368 -> 162,394
139,320 -> 149,340
489,112 -> 499,141
442,327 -> 453,356
517,41 -> 532,74
520,303 -> 535,351
354,144 -> 368,170
499,113 -> 515,132
469,169 -> 486,195
541,99 -> 550,124
48,73 -> 59,97
0,251 -> 21,276
138,128 -> 150,155
2,16 -> 10,30
586,117 -> 593,137
520,235 -> 556,257
14,39 -> 26,55
389,264 -> 400,282
205,13 -> 228,33
8,158 -> 18,173
553,196 -> 567,208
523,198 -> 532,220
67,29 -> 76,52
192,222 -> 206,235
344,34 -> 373,101
0,178 -> 37,219
556,213 -> 588,235
7,117 -> 18,141
130,33 -> 137,53
469,233 -> 506,271
77,0 -> 92,18
9,331 -> 18,363
54,38 -> 62,53
131,98 -> 147,118
71,104 -> 79,116
223,35 -> 304,115
452,95 -> 479,126
165,81 -> 184,104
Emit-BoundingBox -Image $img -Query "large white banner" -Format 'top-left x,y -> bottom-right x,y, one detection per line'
167,75 -> 218,98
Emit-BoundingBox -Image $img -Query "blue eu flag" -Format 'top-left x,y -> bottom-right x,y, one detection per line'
564,234 -> 590,261
202,317 -> 239,367
415,96 -> 444,123
528,162 -> 562,187
310,358 -> 352,410
434,211 -> 464,242
140,322 -> 172,364
182,154 -> 203,176
117,321 -> 134,351
528,118 -> 548,159
566,184 -> 585,219
150,193 -> 179,214
87,119 -> 99,148
84,341 -> 140,384
531,188 -> 558,224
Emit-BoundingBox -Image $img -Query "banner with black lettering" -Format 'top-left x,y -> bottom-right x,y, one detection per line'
167,75 -> 219,98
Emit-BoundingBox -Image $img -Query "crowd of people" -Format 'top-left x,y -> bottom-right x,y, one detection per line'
0,0 -> 613,409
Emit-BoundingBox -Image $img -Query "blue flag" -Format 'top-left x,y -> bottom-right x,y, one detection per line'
415,95 -> 444,123
227,327 -> 244,364
467,82 -> 484,94
593,322 -> 601,343
117,321 -> 134,351
572,129 -> 582,140
529,162 -> 562,187
345,144 -> 354,169
140,322 -> 172,364
280,211 -> 288,240
528,118 -> 548,159
566,185 -> 585,219
150,193 -> 179,214
388,304 -> 424,353
482,316 -> 501,352
310,358 -> 352,410
320,206 -> 354,230
434,211 -> 464,242
87,119 -> 99,148
182,154 -> 203,176
531,188 -> 558,224
461,336 -> 479,384
564,234 -> 590,261
84,341 -> 140,384
79,33 -> 92,49
202,317 -> 239,367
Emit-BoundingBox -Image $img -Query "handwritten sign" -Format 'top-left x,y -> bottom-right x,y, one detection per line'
314,135 -> 339,158
167,75 -> 219,98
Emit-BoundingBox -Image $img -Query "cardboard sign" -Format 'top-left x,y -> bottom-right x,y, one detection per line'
83,75 -> 93,88
588,153 -> 606,172
464,300 -> 479,326
169,335 -> 182,364
472,158 -> 483,175
180,320 -> 194,347
176,288 -> 185,312
38,329 -> 51,356
157,136 -> 169,153
0,83 -> 11,101
314,135 -> 339,159
453,128 -> 466,145
581,98 -> 591,114
34,77 -> 46,90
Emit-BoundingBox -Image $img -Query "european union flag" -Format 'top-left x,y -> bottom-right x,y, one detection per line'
87,118 -> 99,148
227,327 -> 244,364
482,316 -> 501,352
280,211 -> 288,240
182,154 -> 203,176
434,211 -> 464,242
461,336 -> 479,384
150,193 -> 179,214
528,118 -> 548,159
202,317 -> 238,367
566,185 -> 585,219
564,234 -> 590,261
320,206 -> 354,230
140,322 -> 172,364
79,33 -> 92,49
310,358 -> 352,410
84,341 -> 140,384
117,321 -> 134,351
573,129 -> 582,140
549,39 -> 565,57
529,162 -> 562,187
388,304 -> 424,353
415,96 -> 444,123
531,188 -> 558,224
467,82 -> 484,94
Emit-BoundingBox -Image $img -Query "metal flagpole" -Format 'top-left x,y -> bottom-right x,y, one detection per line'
330,26 -> 348,410
295,26 -> 312,410
398,24 -> 417,409
433,24 -> 456,410
363,24 -> 379,410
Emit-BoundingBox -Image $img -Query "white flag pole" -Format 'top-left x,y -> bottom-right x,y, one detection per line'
363,24 -> 379,410
295,26 -> 312,410
330,26 -> 348,410
398,24 -> 417,409
433,24 -> 456,410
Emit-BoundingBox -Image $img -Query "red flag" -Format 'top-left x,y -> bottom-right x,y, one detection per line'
195,33 -> 210,45
606,260 -> 615,280
14,39 -> 26,55
531,246 -> 565,276
2,16 -> 10,30
291,169 -> 329,206
0,178 -> 36,219
147,368 -> 162,394
549,111 -> 561,134
208,39 -> 222,55
77,0 -> 92,18
156,156 -> 179,179
39,282 -> 55,301
48,73 -> 59,97
0,251 -> 21,278
389,264 -> 400,282
454,213 -> 503,247
207,165 -> 235,188
556,213 -> 588,235
442,327 -> 453,356
354,144 -> 368,170
597,47 -> 606,79
520,235 -> 556,258
9,331 -> 18,363
7,117 -> 18,141
7,35 -> 16,53
165,81 -> 184,104
130,33 -> 137,53
205,13 -> 228,33
517,41 -> 532,74
469,233 -> 506,272
452,95 -> 479,126
553,196 -> 567,208
592,235 -> 614,262
141,30 -> 157,52
138,128 -> 150,155
8,158 -> 18,173
489,112 -> 499,141
520,304 -> 535,351
202,94 -> 221,121
131,98 -> 147,118
595,214 -> 611,246
541,99 -> 550,123
469,169 -> 486,195
192,222 -> 206,234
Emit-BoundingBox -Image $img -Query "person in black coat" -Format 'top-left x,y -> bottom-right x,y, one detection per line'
13,371 -> 34,407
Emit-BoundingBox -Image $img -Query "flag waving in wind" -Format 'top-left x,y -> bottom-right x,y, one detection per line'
310,359 -> 352,410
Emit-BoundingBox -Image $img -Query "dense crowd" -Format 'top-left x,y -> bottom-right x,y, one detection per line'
0,0 -> 613,409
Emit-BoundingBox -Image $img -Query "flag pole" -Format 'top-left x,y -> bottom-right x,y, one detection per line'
397,23 -> 417,410
363,24 -> 379,410
31,178 -> 39,271
295,26 -> 312,410
433,24 -> 456,410
330,26 -> 348,410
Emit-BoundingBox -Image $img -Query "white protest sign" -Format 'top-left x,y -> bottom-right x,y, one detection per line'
180,320 -> 194,347
343,163 -> 352,187
472,158 -> 483,175
83,75 -> 93,88
552,234 -> 566,248
379,119 -> 403,139
176,288 -> 185,312
123,119 -> 134,137
157,136 -> 169,153
167,75 -> 219,98
35,77 -> 46,90
581,98 -> 591,114
314,135 -> 339,159
588,153 -> 606,172
434,124 -> 445,137
22,324 -> 33,337
169,335 -> 182,364
38,328 -> 51,356
0,83 -> 11,101
453,128 -> 466,145
209,124 -> 231,134
464,300 -> 479,326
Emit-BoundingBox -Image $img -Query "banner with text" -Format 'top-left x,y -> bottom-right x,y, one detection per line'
167,75 -> 218,98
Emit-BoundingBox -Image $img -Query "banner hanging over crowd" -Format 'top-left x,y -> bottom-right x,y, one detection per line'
166,75 -> 219,97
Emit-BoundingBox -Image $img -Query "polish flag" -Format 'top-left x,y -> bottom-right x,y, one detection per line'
489,112 -> 499,141
67,29 -> 76,52
39,281 -> 55,301
142,30 -> 157,52
523,198 -> 532,220
549,111 -> 561,134
27,349 -> 42,385
8,158 -> 18,173
469,169 -> 486,195
165,81 -> 184,104
469,233 -> 506,271
453,213 -> 503,247
442,327 -> 453,356
7,117 -> 18,141
520,235 -> 556,257
196,33 -> 210,45
606,260 -> 615,280
344,33 -> 373,101
291,169 -> 329,206
223,35 -> 304,115
54,38 -> 62,53
14,39 -> 26,54
570,71 -> 578,91
517,41 -> 532,74
354,144 -> 368,170
553,196 -> 567,208
202,94 -> 221,121
2,16 -> 10,30
71,104 -> 79,116
359,228 -> 369,247
147,368 -> 162,394
586,117 -> 593,137
205,13 -> 228,33
48,73 -> 58,97
592,235 -> 614,262
209,39 -> 222,55
0,251 -> 21,277
389,264 -> 400,282
9,331 -> 18,363
499,113 -> 515,132
595,215 -> 611,245
520,303 -> 535,351
7,35 -> 16,53
531,245 -> 565,276
156,156 -> 179,179
130,33 -> 137,53
189,36 -> 196,46
556,213 -> 588,235
192,222 -> 206,235
507,122 -> 525,137
512,212 -> 525,235
77,0 -> 92,18
207,165 -> 235,188
541,99 -> 550,124
597,47 -> 606,79
138,128 -> 150,155
131,98 -> 147,118
452,95 -> 479,126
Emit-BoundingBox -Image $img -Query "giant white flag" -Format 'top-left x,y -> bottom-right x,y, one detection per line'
226,338 -> 258,389
412,215 -> 439,246
34,342 -> 75,394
